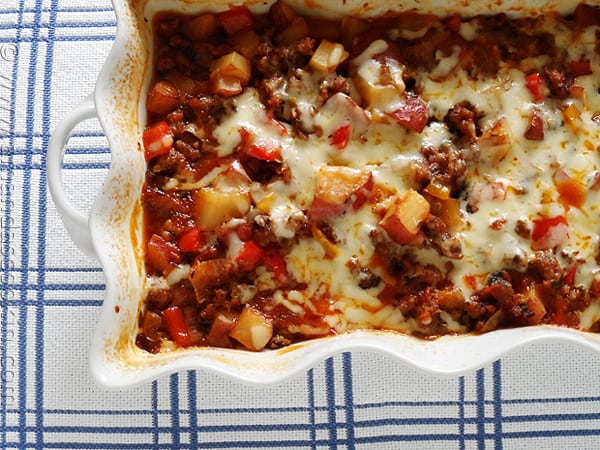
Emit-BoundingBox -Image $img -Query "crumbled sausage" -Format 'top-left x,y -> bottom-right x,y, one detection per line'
543,67 -> 572,99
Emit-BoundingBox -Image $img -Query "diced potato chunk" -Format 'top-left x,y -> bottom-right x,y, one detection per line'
275,16 -> 309,45
209,51 -> 251,96
380,189 -> 431,245
229,305 -> 273,351
315,92 -> 370,138
210,51 -> 251,85
165,71 -> 200,96
185,13 -> 220,40
309,40 -> 349,72
510,286 -> 547,325
359,81 -> 399,111
314,166 -> 371,204
254,192 -> 276,213
207,311 -> 237,347
146,80 -> 181,115
270,0 -> 297,28
193,188 -> 251,230
424,179 -> 450,200
211,76 -> 242,97
354,51 -> 405,110
230,29 -> 261,60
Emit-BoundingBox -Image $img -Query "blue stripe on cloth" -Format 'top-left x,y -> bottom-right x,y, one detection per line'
0,0 -> 16,443
4,300 -> 104,307
170,373 -> 181,449
2,131 -> 107,139
0,7 -> 114,14
187,371 -> 199,450
343,352 -> 356,450
504,396 -> 600,404
1,389 -> 600,447
476,368 -> 486,450
493,361 -> 503,450
459,376 -> 466,450
0,36 -> 17,450
0,22 -> 116,32
2,147 -> 110,156
18,1 -> 33,448
37,445 -> 181,450
325,356 -> 338,446
37,3 -> 58,446
152,381 -> 160,450
0,163 -> 110,170
2,283 -> 106,291
0,36 -> 115,43
307,368 -> 317,450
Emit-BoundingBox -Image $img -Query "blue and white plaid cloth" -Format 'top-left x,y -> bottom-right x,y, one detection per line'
2,1 -> 600,448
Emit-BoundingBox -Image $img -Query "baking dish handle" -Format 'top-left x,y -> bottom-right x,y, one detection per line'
47,94 -> 99,260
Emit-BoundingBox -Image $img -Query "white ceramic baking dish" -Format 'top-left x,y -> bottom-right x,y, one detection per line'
47,0 -> 600,388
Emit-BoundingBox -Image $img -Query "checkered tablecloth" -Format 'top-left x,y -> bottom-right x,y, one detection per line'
2,0 -> 600,448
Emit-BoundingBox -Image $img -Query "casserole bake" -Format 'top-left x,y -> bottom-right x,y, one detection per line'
48,0 -> 600,387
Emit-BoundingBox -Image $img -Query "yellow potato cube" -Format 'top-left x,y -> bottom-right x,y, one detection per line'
314,166 -> 371,204
309,40 -> 349,72
380,189 -> 430,245
193,188 -> 251,230
229,306 -> 273,351
185,13 -> 219,40
209,51 -> 251,85
230,29 -> 261,60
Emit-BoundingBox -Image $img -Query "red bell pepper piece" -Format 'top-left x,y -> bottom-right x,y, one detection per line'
177,227 -> 204,253
329,124 -> 351,150
564,263 -> 579,286
263,244 -> 288,283
532,215 -> 567,241
554,169 -> 585,209
218,6 -> 254,36
388,93 -> 429,133
147,234 -> 181,272
143,121 -> 173,161
531,215 -> 569,250
524,72 -> 545,102
235,240 -> 265,271
573,3 -> 600,28
247,143 -> 282,162
570,59 -> 593,77
163,306 -> 193,347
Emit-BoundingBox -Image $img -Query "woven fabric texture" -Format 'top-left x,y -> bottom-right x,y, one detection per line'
1,1 -> 600,448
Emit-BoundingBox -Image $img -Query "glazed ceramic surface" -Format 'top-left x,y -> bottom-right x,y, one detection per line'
47,0 -> 600,388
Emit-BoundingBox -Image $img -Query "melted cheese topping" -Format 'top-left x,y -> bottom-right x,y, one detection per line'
205,19 -> 600,335
140,9 -> 600,347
